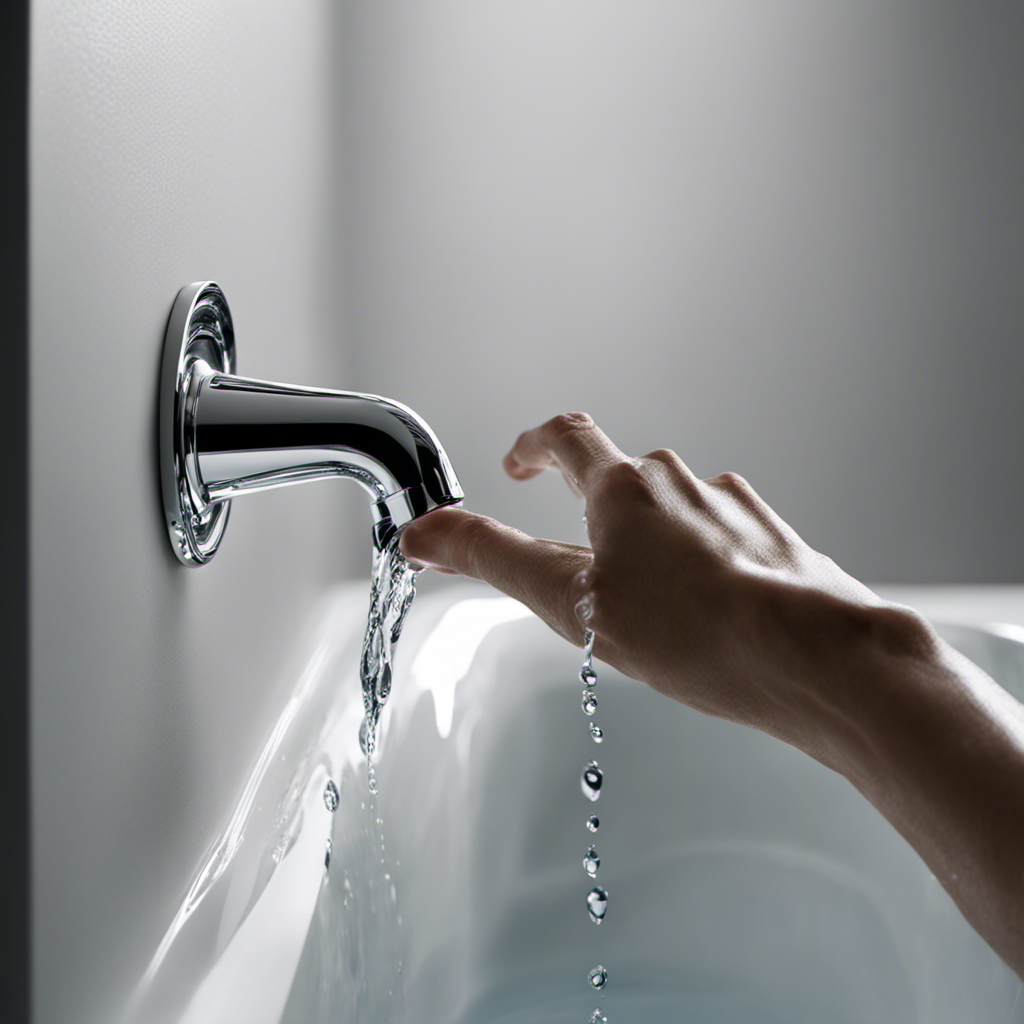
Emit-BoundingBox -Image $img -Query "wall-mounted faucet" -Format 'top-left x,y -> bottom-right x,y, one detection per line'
160,282 -> 463,565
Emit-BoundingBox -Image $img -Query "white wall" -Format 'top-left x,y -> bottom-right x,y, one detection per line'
29,4 -> 364,1021
341,1 -> 1024,583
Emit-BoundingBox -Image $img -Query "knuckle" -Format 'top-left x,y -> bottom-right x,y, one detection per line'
597,459 -> 652,501
593,462 -> 655,509
643,447 -> 680,466
548,411 -> 596,436
712,470 -> 752,495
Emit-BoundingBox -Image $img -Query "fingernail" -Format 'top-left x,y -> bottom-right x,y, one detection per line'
574,594 -> 594,622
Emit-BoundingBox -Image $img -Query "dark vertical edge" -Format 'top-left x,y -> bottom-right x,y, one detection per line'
2,0 -> 29,1020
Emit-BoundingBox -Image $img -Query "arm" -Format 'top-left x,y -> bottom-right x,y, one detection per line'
400,412 -> 1024,978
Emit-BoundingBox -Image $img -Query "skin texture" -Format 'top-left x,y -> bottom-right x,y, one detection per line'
400,412 -> 1024,980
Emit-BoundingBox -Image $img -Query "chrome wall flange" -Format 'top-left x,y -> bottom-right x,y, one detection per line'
159,281 -> 236,566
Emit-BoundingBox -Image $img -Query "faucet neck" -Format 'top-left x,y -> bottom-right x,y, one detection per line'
184,367 -> 462,532
159,281 -> 462,566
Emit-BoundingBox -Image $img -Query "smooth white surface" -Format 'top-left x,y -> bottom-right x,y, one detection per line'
132,583 -> 1024,1022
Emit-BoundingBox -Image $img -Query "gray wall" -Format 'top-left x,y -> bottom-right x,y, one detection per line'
29,4 -> 364,1021
341,1 -> 1023,583
28,3 -> 1023,1022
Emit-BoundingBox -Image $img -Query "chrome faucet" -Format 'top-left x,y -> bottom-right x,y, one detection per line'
160,282 -> 463,565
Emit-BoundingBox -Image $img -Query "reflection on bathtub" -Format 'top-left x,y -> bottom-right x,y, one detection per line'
410,597 -> 532,737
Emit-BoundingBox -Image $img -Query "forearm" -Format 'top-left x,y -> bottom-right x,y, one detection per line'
809,602 -> 1024,977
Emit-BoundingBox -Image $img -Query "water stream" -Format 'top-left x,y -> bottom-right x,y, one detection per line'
358,534 -> 420,793
354,527 -> 615,1022
579,627 -> 609,1022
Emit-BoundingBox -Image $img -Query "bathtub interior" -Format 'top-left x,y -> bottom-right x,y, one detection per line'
132,585 -> 1024,1023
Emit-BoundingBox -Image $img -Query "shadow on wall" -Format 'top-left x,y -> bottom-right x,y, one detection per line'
334,0 -> 1024,583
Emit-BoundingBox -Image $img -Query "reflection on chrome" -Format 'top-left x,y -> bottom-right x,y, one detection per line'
160,282 -> 463,565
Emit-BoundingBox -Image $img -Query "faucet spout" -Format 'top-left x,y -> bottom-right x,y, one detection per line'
160,282 -> 463,565
189,372 -> 462,547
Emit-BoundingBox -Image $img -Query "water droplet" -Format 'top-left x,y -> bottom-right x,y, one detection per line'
581,691 -> 598,716
323,779 -> 340,812
367,768 -> 378,794
586,814 -> 600,832
376,663 -> 392,705
590,1011 -> 607,1024
581,761 -> 603,801
583,845 -> 600,876
580,665 -> 598,687
587,964 -> 608,989
582,628 -> 595,659
324,838 -> 332,877
589,723 -> 603,743
587,886 -> 608,924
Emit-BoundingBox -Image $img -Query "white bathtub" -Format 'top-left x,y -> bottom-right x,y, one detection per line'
128,583 -> 1024,1023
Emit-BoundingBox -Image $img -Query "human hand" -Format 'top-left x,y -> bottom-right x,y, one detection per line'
400,412 -> 928,765
402,412 -> 1024,978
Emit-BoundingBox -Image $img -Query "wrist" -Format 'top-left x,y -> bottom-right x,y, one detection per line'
762,583 -> 940,781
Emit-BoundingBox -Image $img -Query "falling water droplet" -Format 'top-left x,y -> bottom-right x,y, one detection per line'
587,964 -> 608,989
580,665 -> 597,688
367,767 -> 378,794
582,627 -> 595,658
586,814 -> 600,832
583,845 -> 600,876
376,663 -> 392,705
323,779 -> 340,812
587,886 -> 608,924
590,1011 -> 607,1024
589,723 -> 603,743
582,691 -> 598,716
581,761 -> 603,801
324,838 -> 332,878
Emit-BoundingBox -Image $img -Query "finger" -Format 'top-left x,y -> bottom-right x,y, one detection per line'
502,412 -> 629,496
400,506 -> 596,644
